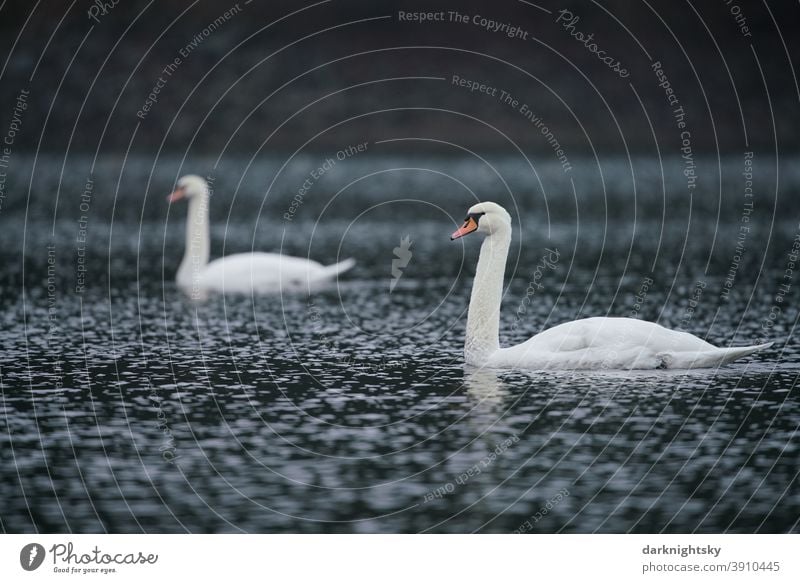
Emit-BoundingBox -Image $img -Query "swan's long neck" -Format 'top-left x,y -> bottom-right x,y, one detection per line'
176,192 -> 210,289
465,225 -> 511,365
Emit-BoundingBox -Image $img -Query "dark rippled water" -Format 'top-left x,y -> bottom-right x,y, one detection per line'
1,156 -> 799,533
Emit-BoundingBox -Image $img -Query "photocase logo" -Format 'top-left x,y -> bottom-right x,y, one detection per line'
20,543 -> 45,571
390,235 -> 413,293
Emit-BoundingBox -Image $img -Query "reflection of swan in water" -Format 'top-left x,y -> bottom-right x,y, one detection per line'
463,366 -> 509,410
451,202 -> 773,370
462,366 -> 516,445
459,366 -> 516,505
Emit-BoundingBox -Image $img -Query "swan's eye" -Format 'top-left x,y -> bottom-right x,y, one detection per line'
467,212 -> 486,223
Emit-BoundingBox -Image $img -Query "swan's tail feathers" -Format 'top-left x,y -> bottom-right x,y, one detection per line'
714,341 -> 774,365
315,258 -> 356,281
660,341 -> 773,369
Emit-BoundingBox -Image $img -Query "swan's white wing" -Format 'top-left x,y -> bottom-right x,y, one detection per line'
491,317 -> 724,369
522,317 -> 714,351
199,252 -> 331,293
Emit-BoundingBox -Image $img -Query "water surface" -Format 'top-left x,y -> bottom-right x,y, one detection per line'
1,156 -> 798,533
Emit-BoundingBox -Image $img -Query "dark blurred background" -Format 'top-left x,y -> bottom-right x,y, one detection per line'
0,0 -> 798,155
1,0 -> 798,226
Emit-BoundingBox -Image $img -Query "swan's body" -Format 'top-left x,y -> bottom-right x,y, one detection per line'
451,202 -> 772,370
486,316 -> 771,370
169,175 -> 354,295
189,252 -> 355,294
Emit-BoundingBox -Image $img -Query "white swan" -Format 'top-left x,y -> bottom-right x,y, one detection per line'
167,175 -> 354,295
451,202 -> 772,370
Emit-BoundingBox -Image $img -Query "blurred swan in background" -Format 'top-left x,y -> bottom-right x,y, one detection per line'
167,175 -> 354,296
451,201 -> 772,370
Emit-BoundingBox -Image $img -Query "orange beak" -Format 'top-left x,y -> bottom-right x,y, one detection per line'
451,216 -> 479,240
166,187 -> 186,203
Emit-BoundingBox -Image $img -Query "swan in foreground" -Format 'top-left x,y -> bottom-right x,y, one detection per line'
451,202 -> 772,370
167,175 -> 354,295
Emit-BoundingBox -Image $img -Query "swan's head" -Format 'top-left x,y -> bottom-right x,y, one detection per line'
450,202 -> 511,240
167,174 -> 208,203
